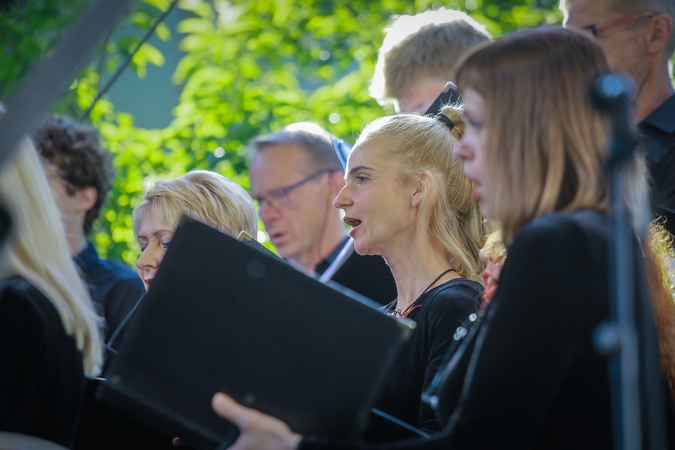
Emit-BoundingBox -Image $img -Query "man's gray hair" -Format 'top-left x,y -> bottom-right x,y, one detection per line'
247,122 -> 342,173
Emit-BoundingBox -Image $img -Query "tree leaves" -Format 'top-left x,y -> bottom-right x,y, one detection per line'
1,0 -> 562,264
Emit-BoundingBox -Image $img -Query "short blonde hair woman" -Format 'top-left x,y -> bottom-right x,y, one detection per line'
0,138 -> 102,447
133,170 -> 257,291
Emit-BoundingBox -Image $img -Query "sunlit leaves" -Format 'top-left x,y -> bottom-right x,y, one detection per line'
2,0 -> 563,264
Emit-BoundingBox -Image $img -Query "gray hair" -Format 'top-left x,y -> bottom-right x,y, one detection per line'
246,122 -> 342,173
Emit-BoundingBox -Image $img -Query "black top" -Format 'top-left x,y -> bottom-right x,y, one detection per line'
74,242 -> 145,342
299,210 -> 672,450
639,93 -> 675,236
0,276 -> 85,448
315,238 -> 397,306
363,279 -> 481,443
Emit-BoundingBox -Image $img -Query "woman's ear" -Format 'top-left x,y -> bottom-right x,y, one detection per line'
411,170 -> 433,209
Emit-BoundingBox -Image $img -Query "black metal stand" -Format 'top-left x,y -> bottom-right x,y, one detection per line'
591,74 -> 667,450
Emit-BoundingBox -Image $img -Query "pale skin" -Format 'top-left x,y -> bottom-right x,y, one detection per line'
333,140 -> 459,311
135,211 -> 175,292
249,143 -> 347,274
198,140 -> 459,449
394,76 -> 449,114
43,163 -> 97,256
564,0 -> 674,122
455,89 -> 501,303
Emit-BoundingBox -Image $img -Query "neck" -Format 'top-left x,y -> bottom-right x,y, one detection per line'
633,64 -> 674,123
292,219 -> 347,273
63,219 -> 87,256
384,231 -> 457,312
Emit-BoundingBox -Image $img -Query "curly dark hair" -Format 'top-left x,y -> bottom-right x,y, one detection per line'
32,115 -> 114,236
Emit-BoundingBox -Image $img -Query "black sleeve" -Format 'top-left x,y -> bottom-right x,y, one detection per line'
299,217 -> 596,450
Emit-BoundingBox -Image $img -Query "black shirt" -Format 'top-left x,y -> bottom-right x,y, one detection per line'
363,279 -> 481,443
300,210 -> 673,450
639,93 -> 675,235
74,242 -> 145,342
315,238 -> 397,306
0,276 -> 85,448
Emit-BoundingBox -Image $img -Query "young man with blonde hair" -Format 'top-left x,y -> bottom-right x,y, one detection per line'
370,8 -> 490,114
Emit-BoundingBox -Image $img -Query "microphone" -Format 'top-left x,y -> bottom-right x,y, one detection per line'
589,73 -> 638,167
590,73 -> 634,111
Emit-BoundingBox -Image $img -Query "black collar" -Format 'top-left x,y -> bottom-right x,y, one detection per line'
74,241 -> 99,268
640,93 -> 675,133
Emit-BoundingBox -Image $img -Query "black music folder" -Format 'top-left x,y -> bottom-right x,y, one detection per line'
100,217 -> 414,450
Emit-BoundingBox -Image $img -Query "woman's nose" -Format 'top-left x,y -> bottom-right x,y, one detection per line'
454,137 -> 473,161
136,245 -> 159,271
333,184 -> 351,210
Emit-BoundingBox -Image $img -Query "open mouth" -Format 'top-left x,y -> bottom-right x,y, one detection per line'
344,218 -> 362,228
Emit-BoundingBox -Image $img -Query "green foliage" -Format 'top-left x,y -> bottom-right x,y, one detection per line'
1,0 -> 561,266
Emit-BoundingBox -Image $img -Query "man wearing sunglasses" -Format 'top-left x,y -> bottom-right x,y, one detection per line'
562,0 -> 675,236
247,122 -> 396,305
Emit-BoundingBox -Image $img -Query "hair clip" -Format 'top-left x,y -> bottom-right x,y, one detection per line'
435,114 -> 455,132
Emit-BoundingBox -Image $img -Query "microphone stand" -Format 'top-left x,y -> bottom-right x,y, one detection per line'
591,74 -> 667,450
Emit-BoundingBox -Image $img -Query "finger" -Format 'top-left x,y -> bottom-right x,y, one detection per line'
212,393 -> 258,429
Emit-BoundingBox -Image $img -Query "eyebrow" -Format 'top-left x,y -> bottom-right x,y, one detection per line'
347,165 -> 375,177
137,229 -> 174,240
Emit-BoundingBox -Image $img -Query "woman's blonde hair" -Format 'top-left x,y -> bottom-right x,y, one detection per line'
133,170 -> 257,238
355,106 -> 489,284
0,138 -> 102,376
455,27 -> 614,245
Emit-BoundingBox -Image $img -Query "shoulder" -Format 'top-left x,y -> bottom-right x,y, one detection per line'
510,210 -> 607,262
0,277 -> 62,341
1,277 -> 56,314
96,257 -> 139,278
422,278 -> 482,318
89,256 -> 144,291
495,210 -> 609,306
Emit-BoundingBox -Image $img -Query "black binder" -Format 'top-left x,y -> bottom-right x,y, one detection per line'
100,217 -> 413,449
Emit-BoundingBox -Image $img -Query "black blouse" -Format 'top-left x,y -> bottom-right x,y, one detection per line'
363,279 -> 481,442
300,210 -> 672,450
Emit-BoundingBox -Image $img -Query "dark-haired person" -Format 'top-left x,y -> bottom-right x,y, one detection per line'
206,27 -> 673,449
33,116 -> 144,342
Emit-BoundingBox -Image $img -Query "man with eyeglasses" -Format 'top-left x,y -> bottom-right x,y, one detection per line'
562,0 -> 675,236
247,122 -> 396,305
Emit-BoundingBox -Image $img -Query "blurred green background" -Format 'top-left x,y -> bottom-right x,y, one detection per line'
0,0 -> 562,266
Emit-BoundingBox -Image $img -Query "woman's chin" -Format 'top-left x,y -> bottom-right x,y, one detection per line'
353,240 -> 371,257
353,246 -> 368,256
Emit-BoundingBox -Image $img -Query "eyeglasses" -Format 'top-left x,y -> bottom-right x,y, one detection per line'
42,160 -> 77,193
580,12 -> 656,37
253,169 -> 332,210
